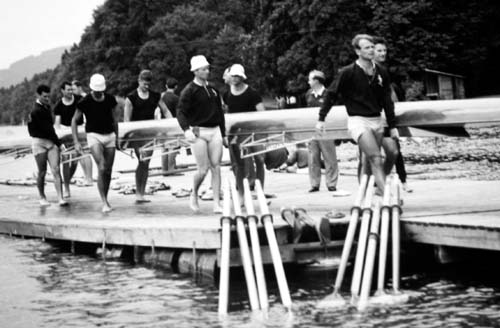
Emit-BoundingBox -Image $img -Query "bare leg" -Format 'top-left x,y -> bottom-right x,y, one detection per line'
80,156 -> 93,185
381,137 -> 399,175
62,157 -> 78,198
90,144 -> 115,212
254,153 -> 265,190
133,148 -> 152,202
34,151 -> 48,204
207,133 -> 223,213
190,139 -> 210,213
357,130 -> 385,195
46,146 -> 66,205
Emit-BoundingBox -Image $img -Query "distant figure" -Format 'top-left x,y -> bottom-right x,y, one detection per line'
177,55 -> 228,214
317,34 -> 398,195
28,84 -> 67,207
225,63 -> 266,202
124,69 -> 170,203
72,74 -> 119,213
54,81 -> 87,198
160,77 -> 180,172
305,70 -> 339,193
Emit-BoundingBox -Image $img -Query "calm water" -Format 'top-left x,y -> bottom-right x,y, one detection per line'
1,235 -> 500,328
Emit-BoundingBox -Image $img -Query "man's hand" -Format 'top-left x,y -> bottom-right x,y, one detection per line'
315,121 -> 325,133
184,129 -> 196,143
389,128 -> 400,139
115,137 -> 121,151
222,137 -> 229,148
74,142 -> 83,154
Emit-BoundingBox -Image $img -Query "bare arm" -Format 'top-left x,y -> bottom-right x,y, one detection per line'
112,104 -> 120,149
71,108 -> 83,152
123,97 -> 133,122
158,98 -> 172,119
54,115 -> 62,130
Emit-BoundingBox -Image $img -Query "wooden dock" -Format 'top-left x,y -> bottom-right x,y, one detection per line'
0,156 -> 499,278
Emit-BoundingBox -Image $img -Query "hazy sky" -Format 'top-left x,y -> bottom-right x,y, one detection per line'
0,0 -> 106,69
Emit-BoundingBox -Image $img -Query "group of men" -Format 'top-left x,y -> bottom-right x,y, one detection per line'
27,33 -> 409,214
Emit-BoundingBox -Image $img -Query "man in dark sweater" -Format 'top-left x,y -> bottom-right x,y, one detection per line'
316,34 -> 399,195
124,70 -> 170,203
28,84 -> 67,207
177,55 -> 227,214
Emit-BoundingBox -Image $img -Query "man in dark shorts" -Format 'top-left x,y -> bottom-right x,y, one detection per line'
225,63 -> 266,203
28,84 -> 67,207
72,74 -> 119,213
124,70 -> 170,203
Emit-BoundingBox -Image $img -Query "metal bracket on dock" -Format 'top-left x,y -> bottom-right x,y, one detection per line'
60,146 -> 92,165
139,138 -> 190,161
239,132 -> 311,158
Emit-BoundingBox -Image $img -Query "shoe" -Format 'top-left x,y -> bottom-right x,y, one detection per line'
308,187 -> 319,193
327,186 -> 337,192
402,182 -> 413,193
59,199 -> 69,207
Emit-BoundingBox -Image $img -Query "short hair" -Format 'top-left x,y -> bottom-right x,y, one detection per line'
36,84 -> 50,95
166,77 -> 178,89
309,70 -> 326,85
373,36 -> 387,46
71,80 -> 82,87
352,34 -> 374,49
60,81 -> 72,90
138,69 -> 153,82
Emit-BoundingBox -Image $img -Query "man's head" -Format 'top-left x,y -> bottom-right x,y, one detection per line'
308,70 -> 326,88
373,37 -> 387,64
36,84 -> 51,106
190,55 -> 210,81
138,69 -> 153,92
71,80 -> 84,96
166,77 -> 178,91
352,34 -> 375,61
60,81 -> 73,99
229,64 -> 246,85
222,67 -> 232,85
89,73 -> 106,98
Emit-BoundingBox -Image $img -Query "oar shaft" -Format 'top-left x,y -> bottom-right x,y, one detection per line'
377,176 -> 392,293
333,174 -> 369,293
255,180 -> 292,309
230,180 -> 260,311
218,179 -> 232,315
391,176 -> 401,292
243,179 -> 269,310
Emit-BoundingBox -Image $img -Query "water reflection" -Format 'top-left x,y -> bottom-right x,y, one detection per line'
1,235 -> 500,328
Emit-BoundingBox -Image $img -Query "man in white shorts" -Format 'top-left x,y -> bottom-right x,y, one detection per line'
71,74 -> 119,213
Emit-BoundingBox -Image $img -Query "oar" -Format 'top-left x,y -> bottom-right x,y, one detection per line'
218,178 -> 233,315
350,175 -> 375,304
391,175 -> 402,293
255,180 -> 292,310
243,178 -> 269,311
229,179 -> 260,311
317,174 -> 369,309
376,175 -> 393,296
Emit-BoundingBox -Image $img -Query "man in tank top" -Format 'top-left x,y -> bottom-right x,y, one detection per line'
124,70 -> 170,203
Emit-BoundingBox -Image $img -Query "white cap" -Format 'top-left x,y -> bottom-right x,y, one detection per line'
190,55 -> 210,72
89,73 -> 106,91
229,64 -> 246,79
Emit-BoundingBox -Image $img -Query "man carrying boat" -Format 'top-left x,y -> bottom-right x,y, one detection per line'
71,74 -> 119,213
177,55 -> 228,214
124,69 -> 170,203
28,84 -> 68,207
316,34 -> 398,195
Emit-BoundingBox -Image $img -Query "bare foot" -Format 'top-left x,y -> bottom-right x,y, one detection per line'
102,204 -> 113,213
135,196 -> 151,204
63,191 -> 71,198
213,203 -> 223,214
39,199 -> 50,206
190,192 -> 200,213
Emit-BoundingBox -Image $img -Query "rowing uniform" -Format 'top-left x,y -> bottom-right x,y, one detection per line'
28,100 -> 61,155
77,93 -> 117,148
54,95 -> 83,147
126,89 -> 161,147
318,61 -> 396,143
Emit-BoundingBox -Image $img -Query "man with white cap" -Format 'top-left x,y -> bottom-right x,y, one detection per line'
225,63 -> 266,203
177,55 -> 228,214
71,73 -> 120,213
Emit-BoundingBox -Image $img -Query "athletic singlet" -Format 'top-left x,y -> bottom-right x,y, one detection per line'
127,89 -> 161,121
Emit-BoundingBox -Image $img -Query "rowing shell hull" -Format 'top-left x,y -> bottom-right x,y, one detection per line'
1,97 -> 500,150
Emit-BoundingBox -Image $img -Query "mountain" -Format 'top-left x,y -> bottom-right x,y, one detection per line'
0,46 -> 69,88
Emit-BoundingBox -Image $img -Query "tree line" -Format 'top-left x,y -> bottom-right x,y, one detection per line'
1,0 -> 499,125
